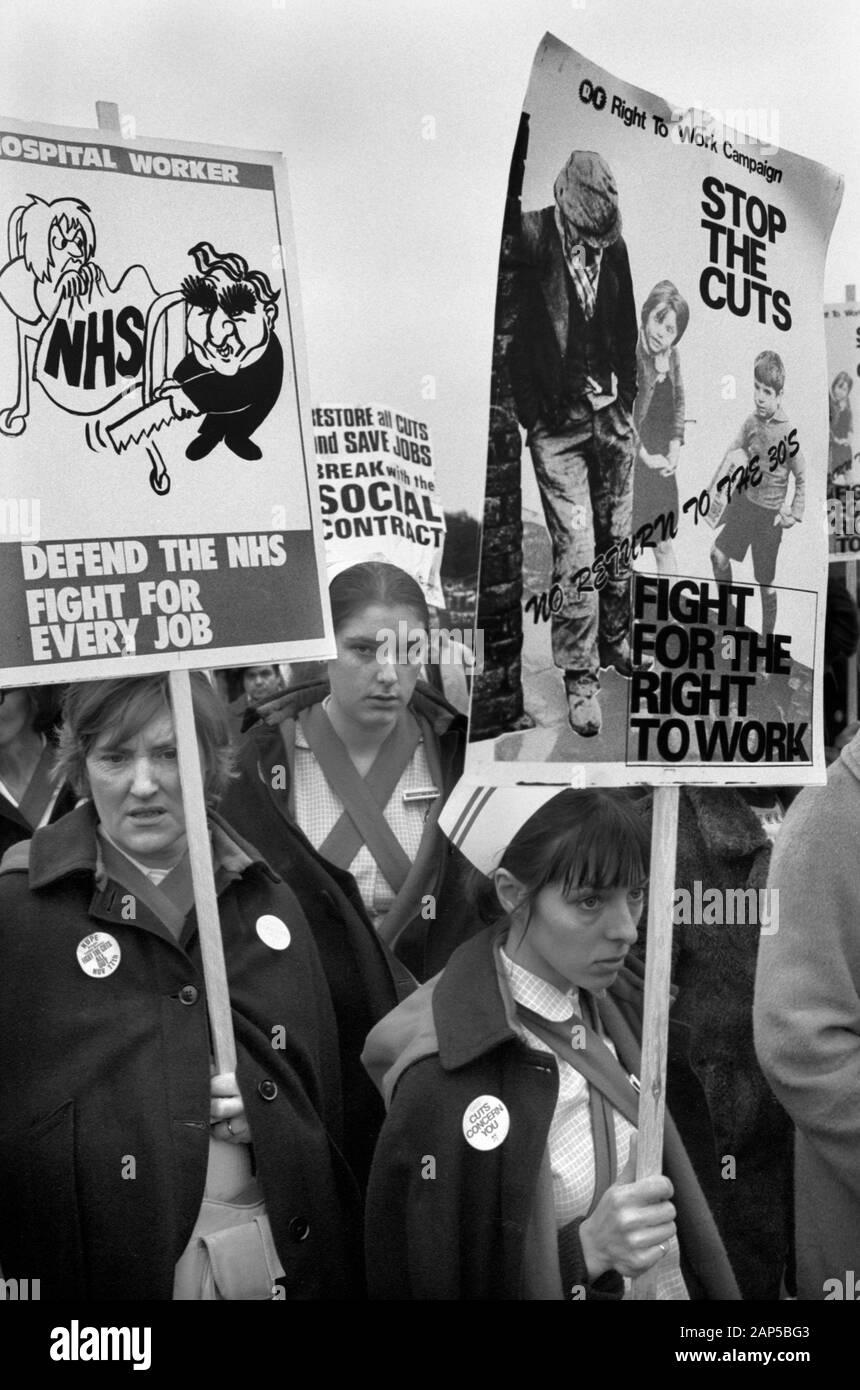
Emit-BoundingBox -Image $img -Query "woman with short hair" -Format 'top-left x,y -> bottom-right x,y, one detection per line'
0,673 -> 361,1300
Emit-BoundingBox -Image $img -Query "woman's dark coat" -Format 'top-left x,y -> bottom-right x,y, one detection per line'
0,804 -> 362,1300
362,926 -> 739,1301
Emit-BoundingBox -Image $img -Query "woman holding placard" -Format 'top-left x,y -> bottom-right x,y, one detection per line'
0,673 -> 361,1300
362,787 -> 738,1300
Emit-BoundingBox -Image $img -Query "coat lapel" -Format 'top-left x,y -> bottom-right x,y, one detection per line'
537,213 -> 570,356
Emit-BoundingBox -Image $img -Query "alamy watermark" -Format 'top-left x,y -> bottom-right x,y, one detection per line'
50,1321 -> 151,1370
828,486 -> 860,550
0,498 -> 40,543
823,1271 -> 860,1299
376,621 -> 484,672
669,103 -> 780,158
0,1276 -> 40,1299
673,882 -> 778,934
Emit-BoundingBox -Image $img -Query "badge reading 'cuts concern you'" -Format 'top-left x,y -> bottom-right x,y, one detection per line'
255,915 -> 291,950
462,1095 -> 511,1150
76,932 -> 121,978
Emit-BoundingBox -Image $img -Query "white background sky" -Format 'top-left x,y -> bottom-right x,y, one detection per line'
3,0 -> 858,520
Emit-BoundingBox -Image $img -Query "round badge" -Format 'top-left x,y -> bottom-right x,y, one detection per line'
462,1094 -> 510,1151
77,932 -> 121,978
256,915 -> 291,950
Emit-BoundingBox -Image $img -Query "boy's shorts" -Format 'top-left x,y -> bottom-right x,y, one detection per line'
715,491 -> 782,586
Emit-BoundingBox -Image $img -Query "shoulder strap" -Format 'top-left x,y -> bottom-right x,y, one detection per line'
374,711 -> 445,949
516,997 -> 640,1129
517,993 -> 628,1218
276,717 -> 298,817
300,704 -> 418,893
16,742 -> 59,830
97,832 -> 189,942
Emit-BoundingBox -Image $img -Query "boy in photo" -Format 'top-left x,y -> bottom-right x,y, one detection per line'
710,350 -> 805,636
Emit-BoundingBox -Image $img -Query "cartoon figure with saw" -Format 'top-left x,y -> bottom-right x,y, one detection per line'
108,243 -> 284,486
1,209 -> 282,496
165,242 -> 283,459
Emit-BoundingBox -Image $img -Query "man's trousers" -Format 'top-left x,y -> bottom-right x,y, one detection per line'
528,398 -> 635,693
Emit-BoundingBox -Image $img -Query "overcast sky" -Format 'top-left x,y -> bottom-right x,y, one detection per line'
3,0 -> 858,518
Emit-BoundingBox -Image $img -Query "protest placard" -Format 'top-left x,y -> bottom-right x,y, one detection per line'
467,33 -> 842,787
824,301 -> 860,559
313,402 -> 446,606
0,116 -> 333,684
0,107 -> 334,1078
459,39 -> 845,1290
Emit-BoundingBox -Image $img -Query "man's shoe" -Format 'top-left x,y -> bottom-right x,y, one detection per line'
599,640 -> 651,679
185,433 -> 220,461
225,435 -> 262,461
566,689 -> 602,738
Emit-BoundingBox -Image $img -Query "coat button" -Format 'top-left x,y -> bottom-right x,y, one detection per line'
288,1217 -> 310,1242
178,985 -> 199,1005
258,1079 -> 278,1101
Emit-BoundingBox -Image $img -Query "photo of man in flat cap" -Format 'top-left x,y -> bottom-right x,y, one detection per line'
510,149 -> 638,737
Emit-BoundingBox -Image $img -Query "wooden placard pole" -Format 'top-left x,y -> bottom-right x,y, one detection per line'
169,668 -> 237,1076
845,289 -> 859,727
631,783 -> 679,1301
96,101 -> 121,134
93,103 -> 237,1079
847,560 -> 859,726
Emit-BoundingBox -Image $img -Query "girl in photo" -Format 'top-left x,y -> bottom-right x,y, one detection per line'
829,370 -> 854,484
632,280 -> 690,576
